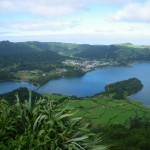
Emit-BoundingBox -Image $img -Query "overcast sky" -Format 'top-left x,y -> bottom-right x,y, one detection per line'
0,0 -> 150,45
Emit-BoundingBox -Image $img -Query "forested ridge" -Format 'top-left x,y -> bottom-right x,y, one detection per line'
0,41 -> 66,66
1,41 -> 150,85
1,41 -> 150,68
0,41 -> 70,84
75,43 -> 150,63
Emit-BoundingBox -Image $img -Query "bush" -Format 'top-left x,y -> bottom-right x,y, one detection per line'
0,96 -> 107,150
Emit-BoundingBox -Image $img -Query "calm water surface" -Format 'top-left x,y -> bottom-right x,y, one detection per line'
0,63 -> 150,106
0,81 -> 36,94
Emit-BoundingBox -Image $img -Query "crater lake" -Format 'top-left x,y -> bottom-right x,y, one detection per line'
0,63 -> 150,107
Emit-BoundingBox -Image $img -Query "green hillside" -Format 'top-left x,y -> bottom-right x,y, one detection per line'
1,78 -> 149,127
75,43 -> 150,63
46,93 -> 150,126
0,41 -> 80,85
44,78 -> 149,126
1,41 -> 150,62
0,41 -> 66,69
1,88 -> 149,127
25,41 -> 89,56
75,45 -> 119,60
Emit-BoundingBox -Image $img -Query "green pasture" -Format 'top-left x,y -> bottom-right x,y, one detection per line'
47,94 -> 150,126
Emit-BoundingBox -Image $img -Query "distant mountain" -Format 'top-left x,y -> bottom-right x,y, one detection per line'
75,45 -> 119,60
24,41 -> 90,56
0,40 -> 90,56
0,41 -> 66,70
1,41 -> 150,67
0,40 -> 66,58
0,41 -> 36,54
75,43 -> 150,63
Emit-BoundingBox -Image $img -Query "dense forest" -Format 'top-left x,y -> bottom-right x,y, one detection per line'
75,43 -> 150,64
0,41 -> 66,69
105,78 -> 143,99
75,45 -> 119,60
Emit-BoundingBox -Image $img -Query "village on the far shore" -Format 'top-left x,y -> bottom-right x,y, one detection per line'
63,59 -> 118,72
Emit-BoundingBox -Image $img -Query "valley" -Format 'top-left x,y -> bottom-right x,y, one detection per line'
1,41 -> 150,86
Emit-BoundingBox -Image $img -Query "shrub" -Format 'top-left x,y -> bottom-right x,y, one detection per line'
0,96 -> 107,150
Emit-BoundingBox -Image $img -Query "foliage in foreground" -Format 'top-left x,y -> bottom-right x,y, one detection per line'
0,97 -> 107,150
0,87 -> 42,105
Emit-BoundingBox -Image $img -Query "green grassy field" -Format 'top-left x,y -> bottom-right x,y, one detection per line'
46,94 -> 150,126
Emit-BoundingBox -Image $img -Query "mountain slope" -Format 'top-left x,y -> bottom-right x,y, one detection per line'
75,45 -> 119,60
25,41 -> 90,56
0,41 -> 66,69
75,43 -> 150,62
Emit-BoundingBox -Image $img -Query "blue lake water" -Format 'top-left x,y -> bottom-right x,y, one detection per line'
0,63 -> 150,107
0,81 -> 36,94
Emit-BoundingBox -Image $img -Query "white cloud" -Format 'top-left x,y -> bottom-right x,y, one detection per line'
0,0 -> 149,45
83,23 -> 150,35
2,20 -> 79,32
0,0 -> 138,18
109,0 -> 150,22
0,0 -> 88,18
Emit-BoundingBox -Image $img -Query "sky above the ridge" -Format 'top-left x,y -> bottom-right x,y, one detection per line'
0,0 -> 150,45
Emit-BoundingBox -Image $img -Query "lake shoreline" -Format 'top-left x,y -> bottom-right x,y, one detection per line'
0,60 -> 149,87
0,62 -> 150,107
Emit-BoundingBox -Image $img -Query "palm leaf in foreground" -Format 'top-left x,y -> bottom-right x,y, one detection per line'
0,96 -> 108,150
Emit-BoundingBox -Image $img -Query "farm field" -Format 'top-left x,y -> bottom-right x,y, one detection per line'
46,94 -> 150,126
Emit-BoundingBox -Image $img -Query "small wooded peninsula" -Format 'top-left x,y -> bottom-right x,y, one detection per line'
105,78 -> 143,99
